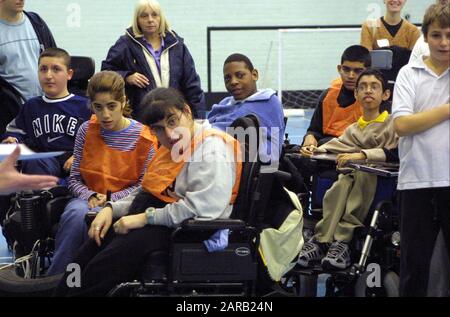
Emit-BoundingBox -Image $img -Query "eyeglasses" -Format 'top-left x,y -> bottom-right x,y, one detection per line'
356,83 -> 382,92
341,66 -> 365,75
149,112 -> 183,135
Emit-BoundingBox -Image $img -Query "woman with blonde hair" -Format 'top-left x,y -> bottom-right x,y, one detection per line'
47,71 -> 157,275
102,0 -> 205,119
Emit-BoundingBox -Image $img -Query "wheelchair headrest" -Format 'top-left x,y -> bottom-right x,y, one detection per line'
228,115 -> 261,222
228,114 -> 260,163
370,49 -> 393,70
69,56 -> 95,82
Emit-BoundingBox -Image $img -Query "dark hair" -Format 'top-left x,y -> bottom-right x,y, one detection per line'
341,45 -> 371,67
355,68 -> 388,92
38,47 -> 71,69
87,71 -> 132,117
224,53 -> 254,71
422,3 -> 449,37
140,87 -> 189,125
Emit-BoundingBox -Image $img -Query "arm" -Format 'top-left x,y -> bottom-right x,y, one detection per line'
179,43 -> 205,118
110,187 -> 143,218
0,146 -> 58,195
394,104 -> 450,136
101,38 -> 134,79
304,89 -> 328,145
390,66 -> 449,136
360,21 -> 374,50
3,106 -> 27,143
153,137 -> 235,227
67,122 -> 96,200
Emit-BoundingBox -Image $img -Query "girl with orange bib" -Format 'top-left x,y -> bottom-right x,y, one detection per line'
54,87 -> 242,296
47,71 -> 157,275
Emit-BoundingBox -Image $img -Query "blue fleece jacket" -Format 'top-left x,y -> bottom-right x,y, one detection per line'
207,89 -> 285,159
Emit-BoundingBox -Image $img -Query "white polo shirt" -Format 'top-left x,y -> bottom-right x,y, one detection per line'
392,57 -> 449,190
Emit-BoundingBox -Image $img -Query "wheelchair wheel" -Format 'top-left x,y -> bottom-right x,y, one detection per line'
354,270 -> 399,297
0,265 -> 62,297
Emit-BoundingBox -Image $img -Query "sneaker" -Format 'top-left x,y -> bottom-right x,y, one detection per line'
297,238 -> 325,268
321,241 -> 351,270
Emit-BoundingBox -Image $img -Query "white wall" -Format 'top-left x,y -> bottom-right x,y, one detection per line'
26,0 -> 433,92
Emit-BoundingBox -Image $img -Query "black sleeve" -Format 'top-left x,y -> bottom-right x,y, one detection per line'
180,43 -> 205,119
101,37 -> 134,80
26,12 -> 56,49
304,89 -> 328,143
383,147 -> 399,163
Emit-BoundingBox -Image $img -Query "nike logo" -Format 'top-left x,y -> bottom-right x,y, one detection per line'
47,135 -> 64,143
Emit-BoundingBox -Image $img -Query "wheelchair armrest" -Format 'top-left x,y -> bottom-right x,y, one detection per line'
181,219 -> 247,231
45,195 -> 72,232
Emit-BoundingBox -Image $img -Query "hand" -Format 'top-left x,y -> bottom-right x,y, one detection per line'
88,193 -> 107,209
113,213 -> 147,235
300,135 -> 318,157
2,137 -> 18,144
300,144 -> 317,157
0,146 -> 58,195
63,155 -> 74,172
126,73 -> 149,88
88,206 -> 113,246
336,152 -> 366,168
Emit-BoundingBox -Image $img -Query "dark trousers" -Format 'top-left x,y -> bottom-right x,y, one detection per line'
53,191 -> 171,297
399,187 -> 450,297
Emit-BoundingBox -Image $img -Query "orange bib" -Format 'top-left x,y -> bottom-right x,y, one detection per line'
322,78 -> 363,137
79,115 -> 157,194
142,128 -> 242,204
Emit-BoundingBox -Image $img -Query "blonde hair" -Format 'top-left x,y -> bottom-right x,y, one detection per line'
131,0 -> 170,37
87,71 -> 132,117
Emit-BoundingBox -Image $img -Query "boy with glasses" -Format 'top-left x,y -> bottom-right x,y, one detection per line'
297,69 -> 398,269
300,45 -> 372,155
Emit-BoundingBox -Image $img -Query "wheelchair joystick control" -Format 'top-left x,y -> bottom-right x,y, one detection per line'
19,193 -> 41,233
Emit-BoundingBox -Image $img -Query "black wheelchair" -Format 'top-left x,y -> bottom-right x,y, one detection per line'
285,153 -> 401,297
105,115 -> 304,297
0,186 -> 72,296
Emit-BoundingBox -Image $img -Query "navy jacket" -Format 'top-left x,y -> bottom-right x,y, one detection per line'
102,28 -> 205,119
0,11 -> 56,135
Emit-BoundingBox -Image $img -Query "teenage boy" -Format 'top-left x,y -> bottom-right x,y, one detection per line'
301,45 -> 373,155
207,53 -> 285,159
298,69 -> 398,270
2,47 -> 91,178
392,3 -> 449,297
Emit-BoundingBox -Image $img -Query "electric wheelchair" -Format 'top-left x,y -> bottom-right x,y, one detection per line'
285,151 -> 401,297
105,115 -> 304,297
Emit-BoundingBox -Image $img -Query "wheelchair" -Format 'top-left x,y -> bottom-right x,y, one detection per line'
104,115 -> 304,297
0,186 -> 72,296
285,153 -> 401,297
